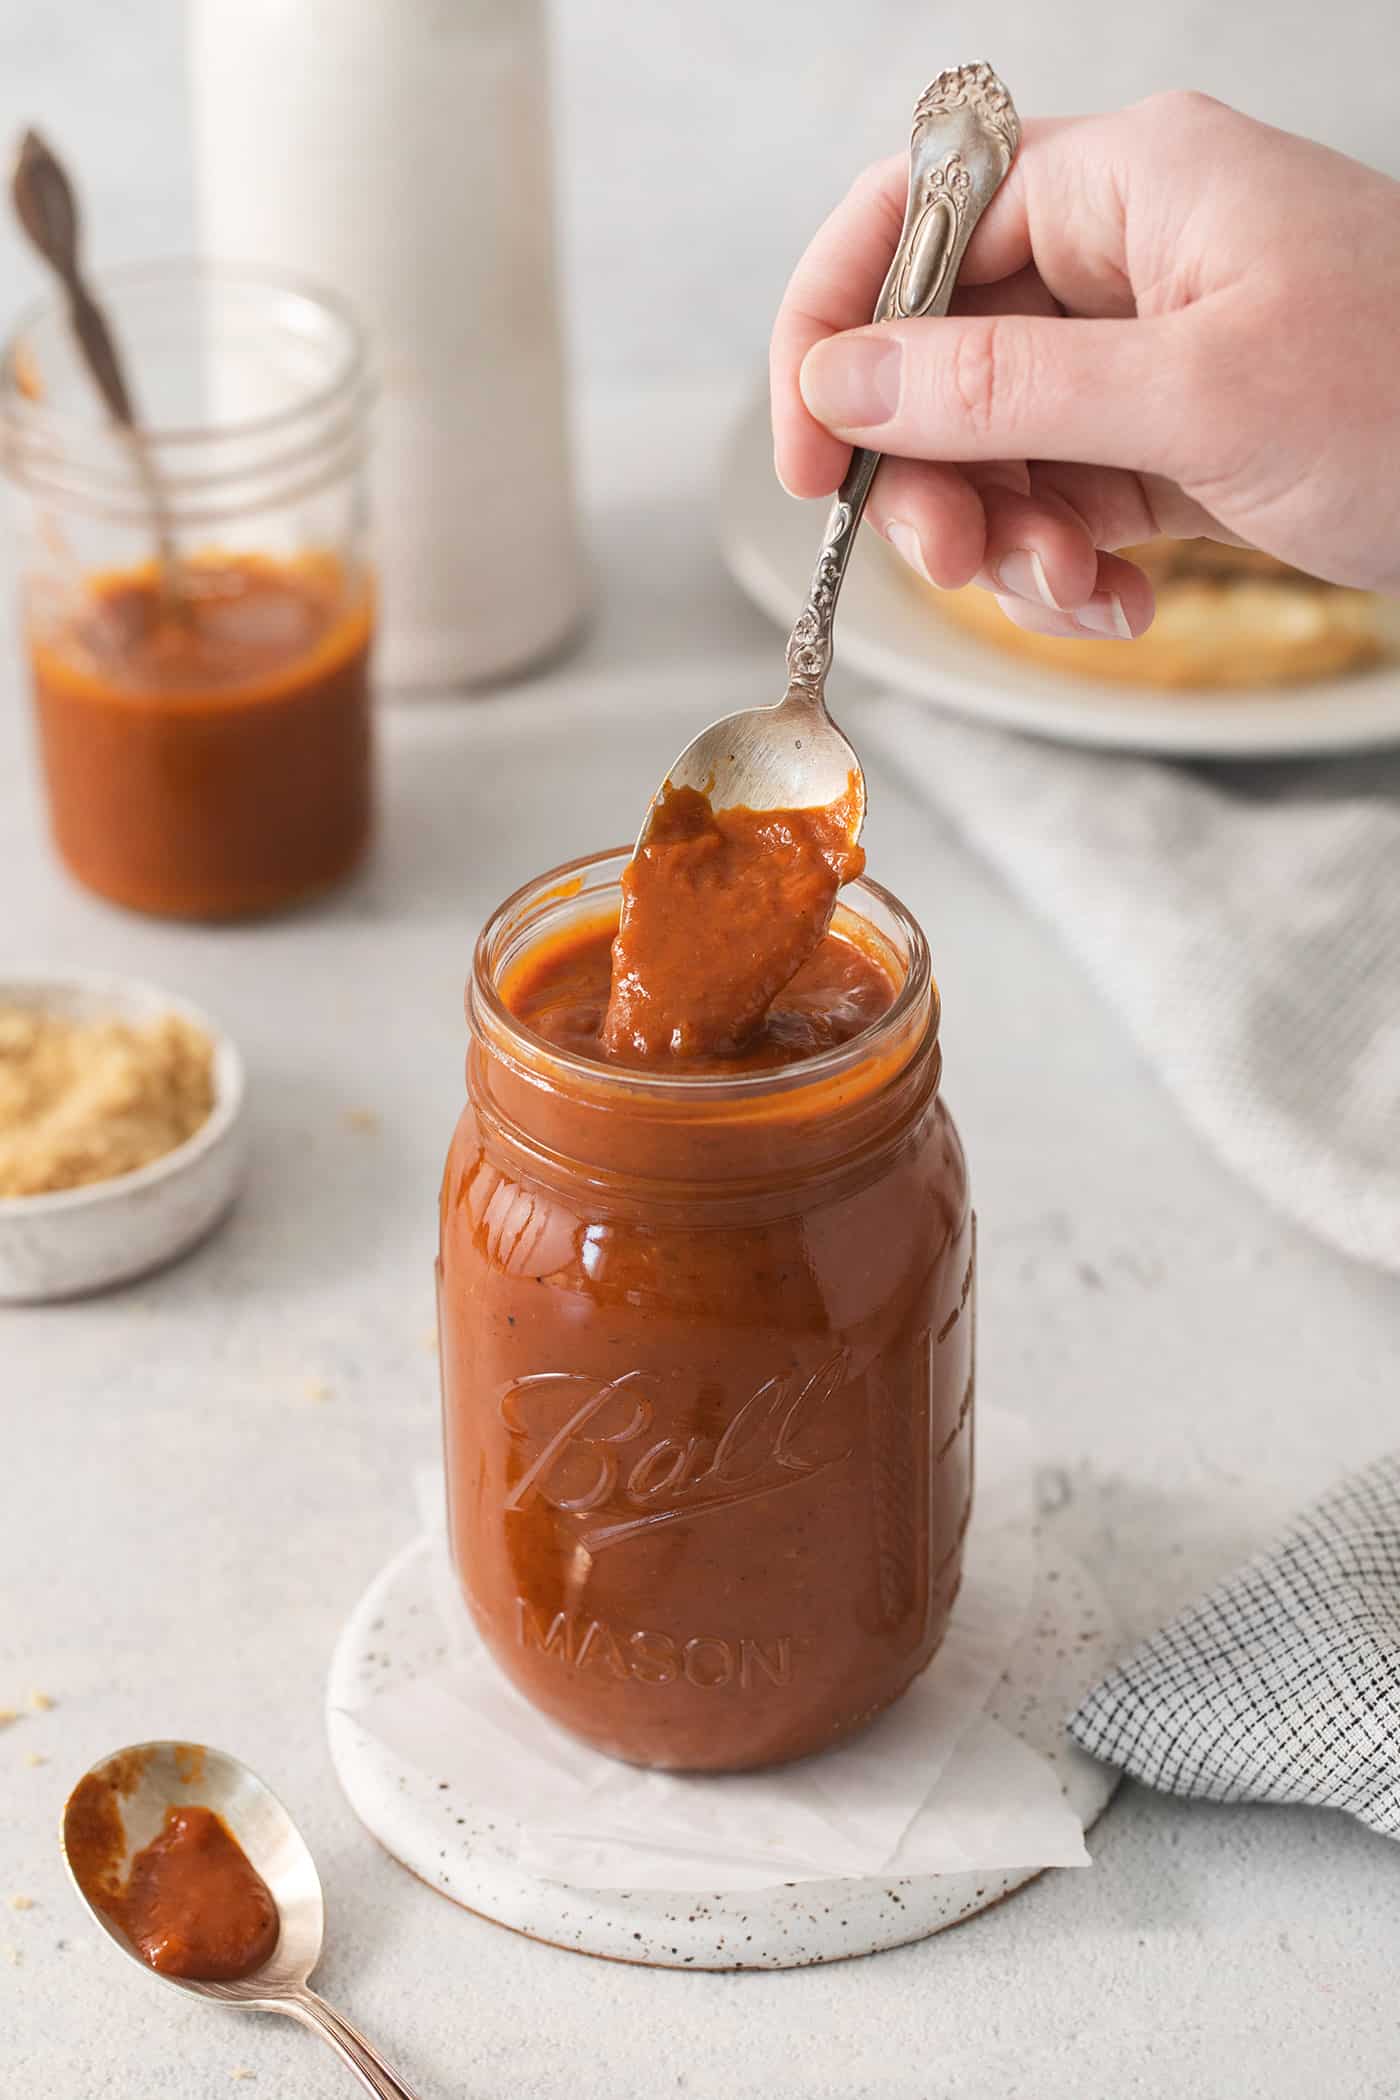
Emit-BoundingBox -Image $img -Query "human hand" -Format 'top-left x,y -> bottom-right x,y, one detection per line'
770,92 -> 1400,641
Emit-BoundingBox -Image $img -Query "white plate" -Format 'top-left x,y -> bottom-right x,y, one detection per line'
0,971 -> 246,1302
718,391 -> 1400,759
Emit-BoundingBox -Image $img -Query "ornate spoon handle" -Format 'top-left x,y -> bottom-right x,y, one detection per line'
784,62 -> 1021,704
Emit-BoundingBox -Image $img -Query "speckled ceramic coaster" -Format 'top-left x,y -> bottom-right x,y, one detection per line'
326,1534 -> 1118,1970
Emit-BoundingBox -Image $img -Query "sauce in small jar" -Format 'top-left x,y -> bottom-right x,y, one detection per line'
438,846 -> 974,1772
2,263 -> 374,919
28,553 -> 372,919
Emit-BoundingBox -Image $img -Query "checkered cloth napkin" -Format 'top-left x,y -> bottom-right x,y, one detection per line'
1067,1449 -> 1400,1836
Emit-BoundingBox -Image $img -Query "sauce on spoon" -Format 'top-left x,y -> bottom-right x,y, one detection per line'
66,1762 -> 278,1981
601,777 -> 865,1060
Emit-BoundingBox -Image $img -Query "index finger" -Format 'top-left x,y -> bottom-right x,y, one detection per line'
769,155 -> 906,497
768,117 -> 1073,498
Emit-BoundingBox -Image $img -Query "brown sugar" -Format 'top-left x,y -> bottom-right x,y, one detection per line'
0,1008 -> 216,1197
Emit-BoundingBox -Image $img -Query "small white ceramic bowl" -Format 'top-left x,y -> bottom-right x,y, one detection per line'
0,970 -> 247,1303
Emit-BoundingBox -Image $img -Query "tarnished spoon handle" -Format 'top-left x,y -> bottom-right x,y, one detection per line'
784,61 -> 1021,703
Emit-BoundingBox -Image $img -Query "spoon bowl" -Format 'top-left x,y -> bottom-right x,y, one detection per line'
654,685 -> 866,835
62,1741 -> 420,2096
62,1741 -> 324,2003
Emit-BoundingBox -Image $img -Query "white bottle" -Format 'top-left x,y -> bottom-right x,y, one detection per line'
190,0 -> 586,690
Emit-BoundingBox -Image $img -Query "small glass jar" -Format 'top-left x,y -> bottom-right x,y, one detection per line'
437,852 -> 976,1773
1,262 -> 374,919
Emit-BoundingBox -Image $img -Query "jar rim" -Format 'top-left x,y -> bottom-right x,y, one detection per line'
0,257 -> 370,455
470,844 -> 938,1103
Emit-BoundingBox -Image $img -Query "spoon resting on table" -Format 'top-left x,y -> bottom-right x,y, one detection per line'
62,1740 -> 423,2100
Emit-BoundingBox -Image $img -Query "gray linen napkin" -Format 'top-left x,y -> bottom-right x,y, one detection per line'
1067,1449 -> 1400,1836
859,699 -> 1400,1272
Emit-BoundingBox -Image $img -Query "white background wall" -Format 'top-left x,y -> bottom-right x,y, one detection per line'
0,0 -> 1394,382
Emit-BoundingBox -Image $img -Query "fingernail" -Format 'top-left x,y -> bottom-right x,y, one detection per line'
773,452 -> 801,500
995,549 -> 1063,610
994,594 -> 1075,638
885,519 -> 932,584
799,336 -> 901,430
1076,592 -> 1133,640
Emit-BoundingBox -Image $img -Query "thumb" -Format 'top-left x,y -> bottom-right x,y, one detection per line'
798,312 -> 1194,478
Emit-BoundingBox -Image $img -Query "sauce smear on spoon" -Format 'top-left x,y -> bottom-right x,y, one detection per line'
66,1766 -> 279,1981
601,777 -> 865,1060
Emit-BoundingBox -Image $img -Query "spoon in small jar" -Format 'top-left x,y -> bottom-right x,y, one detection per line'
11,128 -> 187,614
62,1741 -> 423,2100
635,62 -> 1021,856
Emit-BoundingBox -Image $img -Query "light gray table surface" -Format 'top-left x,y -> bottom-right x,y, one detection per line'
3,378 -> 1400,2098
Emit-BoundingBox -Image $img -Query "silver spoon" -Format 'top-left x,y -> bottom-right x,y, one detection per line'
11,128 -> 188,615
62,1741 -> 422,2100
636,61 -> 1020,853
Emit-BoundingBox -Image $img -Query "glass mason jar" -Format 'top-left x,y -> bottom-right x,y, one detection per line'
1,262 -> 374,919
437,851 -> 976,1773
